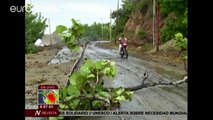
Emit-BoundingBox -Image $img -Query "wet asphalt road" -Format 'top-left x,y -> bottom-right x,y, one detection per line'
79,42 -> 188,120
25,42 -> 187,120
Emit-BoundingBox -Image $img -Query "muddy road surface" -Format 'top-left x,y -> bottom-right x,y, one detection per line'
78,42 -> 188,120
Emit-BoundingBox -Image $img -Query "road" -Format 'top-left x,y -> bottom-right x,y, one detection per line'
78,42 -> 187,120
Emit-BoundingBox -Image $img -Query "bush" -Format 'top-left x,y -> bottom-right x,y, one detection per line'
160,16 -> 187,43
25,4 -> 47,54
137,28 -> 147,39
25,43 -> 38,54
143,43 -> 152,51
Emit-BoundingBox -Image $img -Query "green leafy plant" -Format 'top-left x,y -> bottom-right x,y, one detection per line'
175,33 -> 187,52
56,19 -> 85,51
59,59 -> 133,111
174,32 -> 187,70
50,19 -> 134,120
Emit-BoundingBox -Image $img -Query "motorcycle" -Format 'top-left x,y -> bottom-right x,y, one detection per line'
120,42 -> 128,59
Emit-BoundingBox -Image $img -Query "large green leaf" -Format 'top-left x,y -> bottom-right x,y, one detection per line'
69,72 -> 80,85
73,25 -> 79,30
70,99 -> 80,109
101,60 -> 108,65
63,96 -> 73,101
92,101 -> 103,108
95,61 -> 104,69
95,82 -> 104,92
84,59 -> 94,67
79,59 -> 94,76
98,91 -> 110,98
115,96 -> 126,101
69,73 -> 86,89
103,67 -> 111,75
68,35 -> 75,42
67,42 -> 78,50
80,65 -> 91,77
116,88 -> 125,95
56,25 -> 67,33
71,19 -> 77,25
72,46 -> 80,52
78,25 -> 85,34
59,103 -> 69,109
123,91 -> 134,101
61,85 -> 67,100
62,32 -> 71,38
67,85 -> 80,96
111,66 -> 117,77
87,74 -> 95,78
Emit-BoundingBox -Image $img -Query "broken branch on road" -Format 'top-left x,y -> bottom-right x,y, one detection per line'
104,70 -> 187,91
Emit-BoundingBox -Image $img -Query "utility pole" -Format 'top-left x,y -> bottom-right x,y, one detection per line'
101,18 -> 104,38
152,0 -> 156,48
48,18 -> 52,45
114,0 -> 120,45
48,18 -> 51,34
156,0 -> 160,52
109,9 -> 112,42
100,18 -> 104,39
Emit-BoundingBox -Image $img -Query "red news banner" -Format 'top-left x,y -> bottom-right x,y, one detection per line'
25,85 -> 59,117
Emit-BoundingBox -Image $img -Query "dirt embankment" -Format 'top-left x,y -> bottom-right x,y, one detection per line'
25,46 -> 75,103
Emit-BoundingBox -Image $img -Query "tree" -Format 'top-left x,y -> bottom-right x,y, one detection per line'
160,0 -> 187,43
111,0 -> 134,43
82,22 -> 110,41
25,4 -> 47,54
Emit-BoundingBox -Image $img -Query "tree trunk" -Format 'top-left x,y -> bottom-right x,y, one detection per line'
156,0 -> 160,52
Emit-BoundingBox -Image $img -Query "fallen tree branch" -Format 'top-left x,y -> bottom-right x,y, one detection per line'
126,76 -> 187,91
103,70 -> 187,91
66,42 -> 88,86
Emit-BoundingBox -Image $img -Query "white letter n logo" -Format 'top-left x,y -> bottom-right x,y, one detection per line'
35,110 -> 41,116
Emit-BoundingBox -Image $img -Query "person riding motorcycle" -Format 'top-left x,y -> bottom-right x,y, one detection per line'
118,35 -> 127,53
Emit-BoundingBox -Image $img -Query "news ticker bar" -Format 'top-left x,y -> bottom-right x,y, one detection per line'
25,110 -> 187,117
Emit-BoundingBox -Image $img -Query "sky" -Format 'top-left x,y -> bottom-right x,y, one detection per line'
25,0 -> 122,34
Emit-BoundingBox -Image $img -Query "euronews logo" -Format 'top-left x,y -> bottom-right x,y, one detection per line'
10,5 -> 32,13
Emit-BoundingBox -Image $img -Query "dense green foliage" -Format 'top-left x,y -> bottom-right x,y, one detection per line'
111,0 -> 187,45
111,0 -> 134,36
82,22 -> 111,41
160,0 -> 187,43
25,4 -> 47,54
